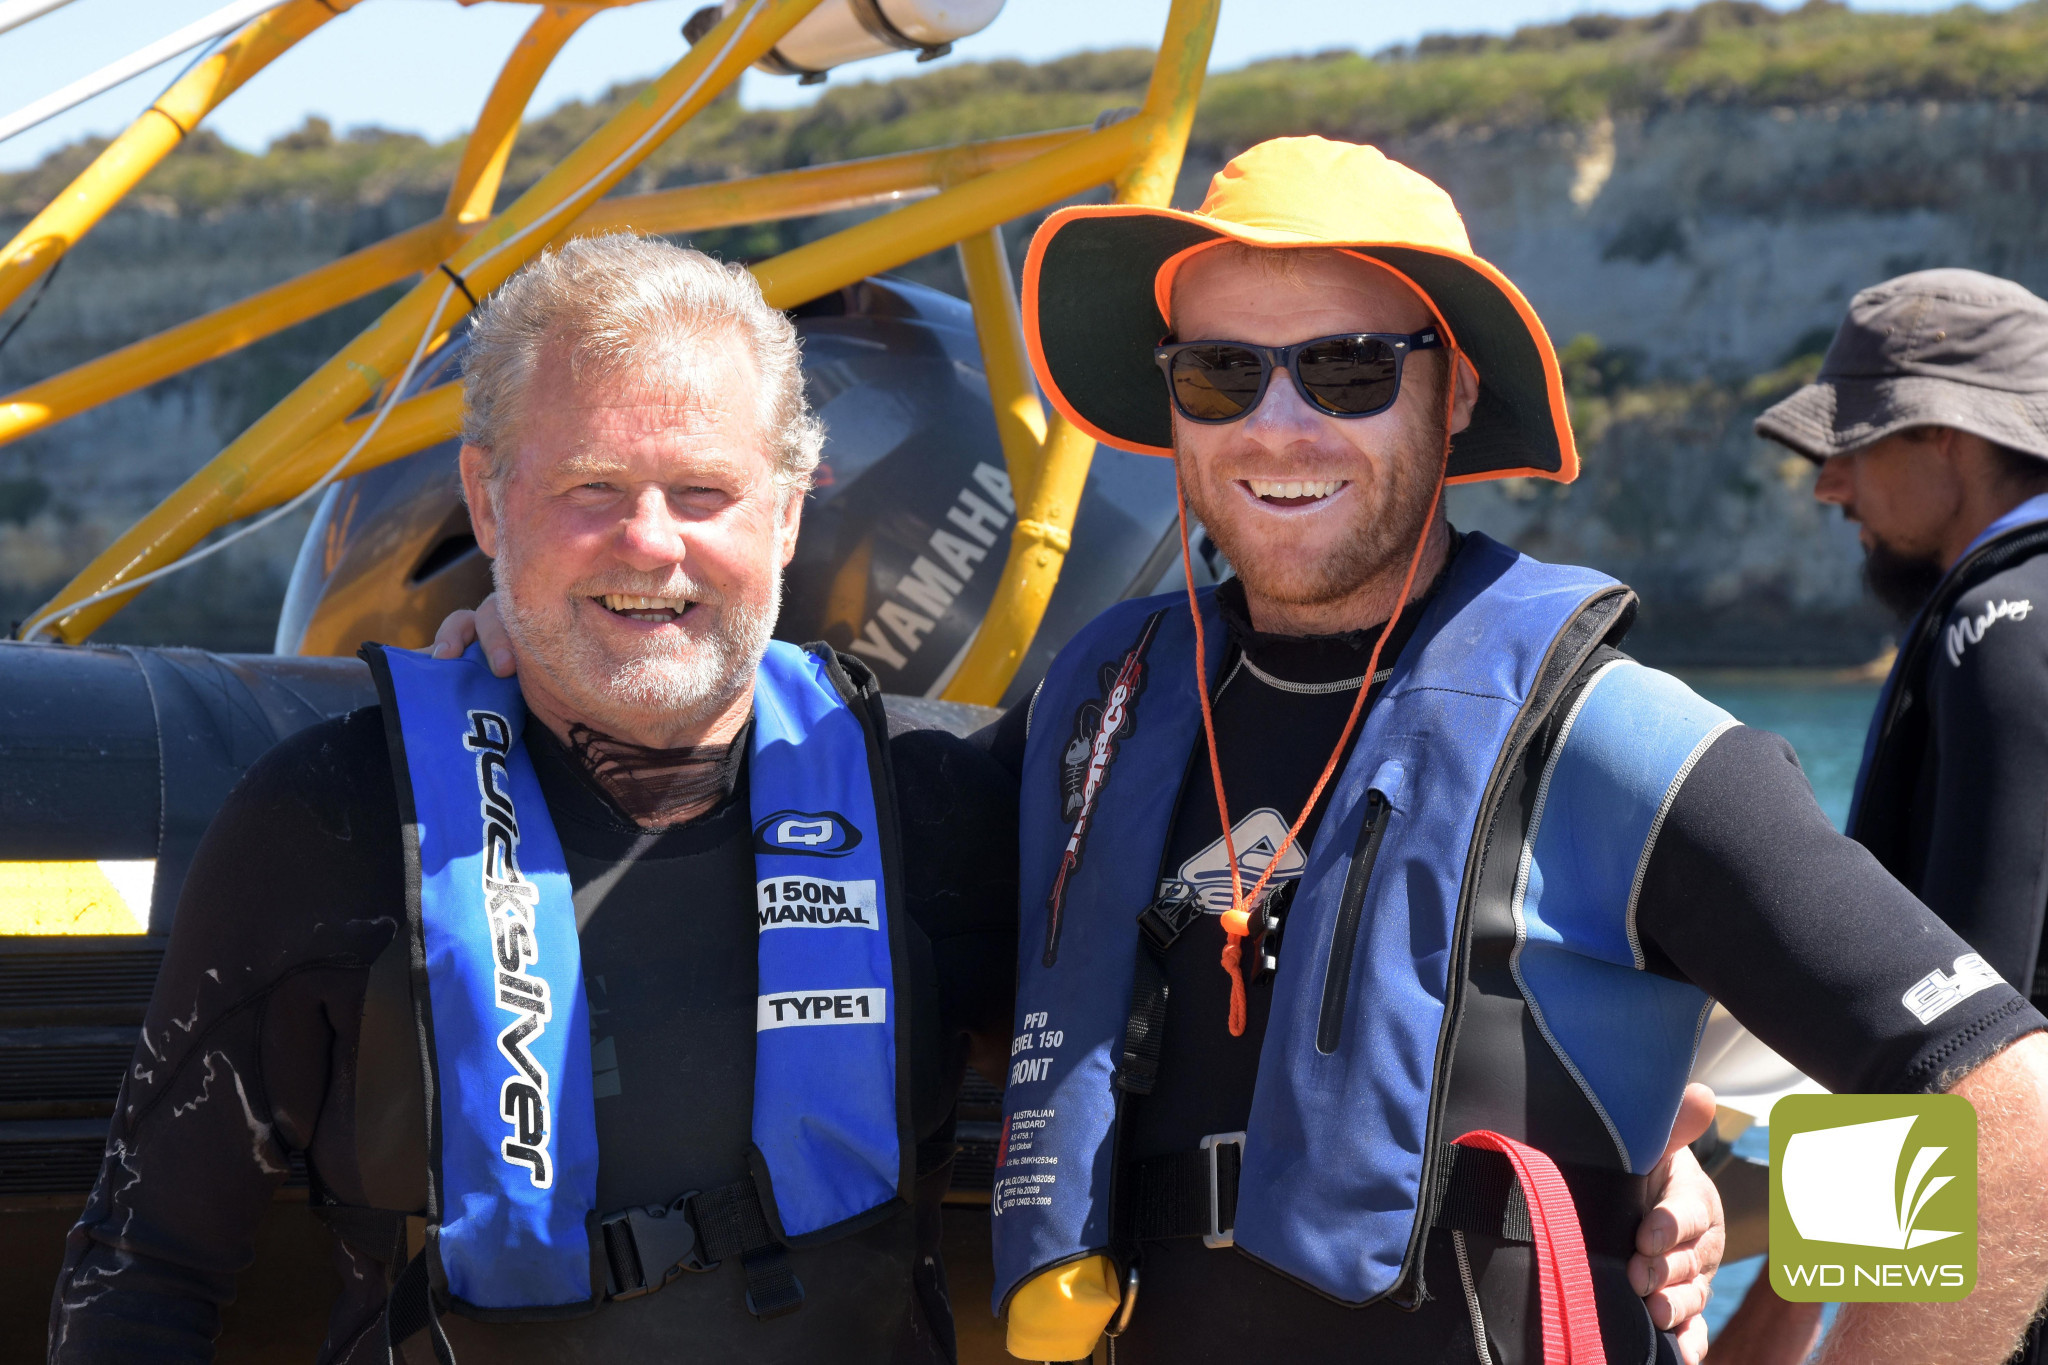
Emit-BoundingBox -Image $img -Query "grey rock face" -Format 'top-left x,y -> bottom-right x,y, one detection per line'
4,103 -> 2038,660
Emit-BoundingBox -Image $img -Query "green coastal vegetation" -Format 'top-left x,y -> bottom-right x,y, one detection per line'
6,0 -> 2048,217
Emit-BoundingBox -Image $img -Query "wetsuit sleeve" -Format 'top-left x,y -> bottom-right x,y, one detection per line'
1634,724 -> 2044,1096
890,727 -> 1021,1047
48,711 -> 400,1364
1918,567 -> 2048,997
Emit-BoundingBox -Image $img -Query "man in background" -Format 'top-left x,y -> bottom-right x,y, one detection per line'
1726,267 -> 2048,1363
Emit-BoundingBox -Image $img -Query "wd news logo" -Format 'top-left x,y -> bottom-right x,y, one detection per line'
1769,1093 -> 1977,1302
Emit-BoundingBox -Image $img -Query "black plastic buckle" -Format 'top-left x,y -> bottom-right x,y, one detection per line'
1252,893 -> 1285,980
601,1191 -> 718,1300
1136,894 -> 1204,953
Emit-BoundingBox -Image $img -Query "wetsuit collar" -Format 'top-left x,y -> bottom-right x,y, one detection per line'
1215,533 -> 1461,689
1957,490 -> 2048,564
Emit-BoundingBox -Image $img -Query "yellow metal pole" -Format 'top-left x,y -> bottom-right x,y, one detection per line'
0,0 -> 352,318
957,226 -> 1047,507
0,128 -> 1086,453
22,0 -> 824,643
573,126 -> 1083,238
201,125 -> 1131,526
446,4 -> 595,227
0,218 -> 459,449
230,124 -> 1143,526
942,0 -> 1220,705
225,383 -> 464,518
749,118 -> 1144,310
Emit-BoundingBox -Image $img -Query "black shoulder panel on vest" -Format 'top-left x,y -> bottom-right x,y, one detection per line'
1442,643 -> 1645,1169
1427,606 -> 1664,1363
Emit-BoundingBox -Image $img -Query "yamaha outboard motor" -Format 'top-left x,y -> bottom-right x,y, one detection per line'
275,275 -> 1204,706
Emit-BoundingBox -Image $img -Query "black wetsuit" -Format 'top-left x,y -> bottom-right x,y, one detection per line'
49,699 -> 1019,1365
1856,542 -> 2048,1007
980,574 -> 2045,1365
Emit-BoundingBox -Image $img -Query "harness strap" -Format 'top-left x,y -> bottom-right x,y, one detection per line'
1111,895 -> 1204,1098
1124,1136 -> 1642,1263
376,1174 -> 802,1357
1127,1139 -> 1242,1243
690,1179 -> 805,1319
1452,1131 -> 1606,1365
386,1249 -> 458,1365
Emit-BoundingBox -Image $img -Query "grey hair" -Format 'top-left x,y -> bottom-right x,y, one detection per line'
460,232 -> 824,498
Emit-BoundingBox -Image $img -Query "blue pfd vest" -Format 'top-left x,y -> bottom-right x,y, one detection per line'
992,533 -> 1736,1336
1850,492 -> 2048,853
365,640 -> 911,1316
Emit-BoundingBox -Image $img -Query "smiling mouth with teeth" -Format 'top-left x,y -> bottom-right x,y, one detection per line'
1242,478 -> 1349,507
598,592 -> 695,623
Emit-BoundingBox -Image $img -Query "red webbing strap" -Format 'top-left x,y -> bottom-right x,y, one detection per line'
1451,1131 -> 1605,1365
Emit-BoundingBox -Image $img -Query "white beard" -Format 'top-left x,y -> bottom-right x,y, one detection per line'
494,546 -> 781,737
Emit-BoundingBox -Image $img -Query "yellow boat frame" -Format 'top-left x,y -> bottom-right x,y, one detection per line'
2,0 -> 1219,706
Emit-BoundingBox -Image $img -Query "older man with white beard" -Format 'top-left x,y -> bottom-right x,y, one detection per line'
48,234 -> 1020,1365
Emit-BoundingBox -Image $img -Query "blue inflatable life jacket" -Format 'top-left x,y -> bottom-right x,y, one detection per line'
992,534 -> 1736,1357
364,640 -> 911,1319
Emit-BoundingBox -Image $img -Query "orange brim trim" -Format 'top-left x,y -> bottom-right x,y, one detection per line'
1151,239 -> 1227,331
1021,204 -> 1176,458
1022,202 -> 1579,483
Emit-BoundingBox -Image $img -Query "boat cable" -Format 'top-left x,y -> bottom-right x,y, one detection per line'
0,0 -> 291,146
0,0 -> 80,40
21,0 -> 769,643
0,256 -> 61,358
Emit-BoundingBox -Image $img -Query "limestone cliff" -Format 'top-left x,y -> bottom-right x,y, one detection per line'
6,93 -> 2042,659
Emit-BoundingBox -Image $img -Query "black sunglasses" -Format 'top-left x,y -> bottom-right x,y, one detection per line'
1153,329 -> 1443,424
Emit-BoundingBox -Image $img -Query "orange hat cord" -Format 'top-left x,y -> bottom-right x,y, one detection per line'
1174,354 -> 1460,1037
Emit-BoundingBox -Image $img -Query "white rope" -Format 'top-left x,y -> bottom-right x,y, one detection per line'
0,0 -> 288,145
22,1 -> 771,642
0,0 -> 82,40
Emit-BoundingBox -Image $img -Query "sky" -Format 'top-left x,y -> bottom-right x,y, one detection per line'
0,0 -> 2021,173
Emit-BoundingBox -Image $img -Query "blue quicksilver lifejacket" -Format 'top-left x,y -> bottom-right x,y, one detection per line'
364,640 -> 911,1319
993,534 -> 1735,1356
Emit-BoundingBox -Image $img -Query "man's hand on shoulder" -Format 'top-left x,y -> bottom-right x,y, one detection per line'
431,593 -> 516,675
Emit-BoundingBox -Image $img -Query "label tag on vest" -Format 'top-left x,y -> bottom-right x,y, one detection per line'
756,876 -> 879,930
757,988 -> 888,1030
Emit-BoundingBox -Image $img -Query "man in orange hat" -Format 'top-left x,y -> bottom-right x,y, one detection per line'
973,137 -> 2048,1364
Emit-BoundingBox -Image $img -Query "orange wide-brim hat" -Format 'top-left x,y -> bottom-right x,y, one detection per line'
1021,135 -> 1578,484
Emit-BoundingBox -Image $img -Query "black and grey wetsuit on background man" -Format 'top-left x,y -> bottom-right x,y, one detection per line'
48,667 -> 1020,1365
1852,506 -> 2048,1010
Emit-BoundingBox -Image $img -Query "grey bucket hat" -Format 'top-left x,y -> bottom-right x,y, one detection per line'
1756,268 -> 2048,463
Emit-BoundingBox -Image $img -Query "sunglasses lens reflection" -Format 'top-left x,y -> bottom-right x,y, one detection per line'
1297,337 -> 1400,415
1170,344 -> 1266,421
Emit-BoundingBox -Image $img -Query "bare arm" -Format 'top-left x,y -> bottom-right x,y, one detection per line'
1814,1032 -> 2048,1364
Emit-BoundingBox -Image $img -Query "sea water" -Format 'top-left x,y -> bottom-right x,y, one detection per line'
1681,672 -> 1882,829
1672,672 -> 1881,1341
